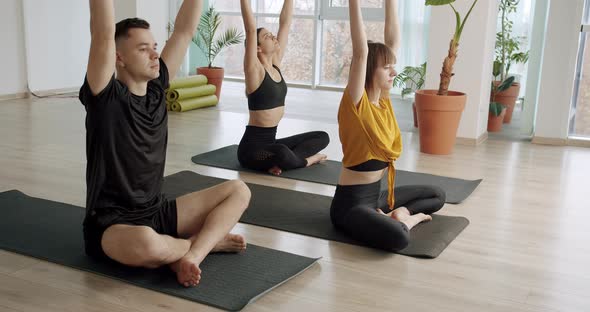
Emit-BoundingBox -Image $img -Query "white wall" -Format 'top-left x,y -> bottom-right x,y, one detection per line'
424,0 -> 499,141
115,0 -> 170,51
0,0 -> 170,97
115,1 -> 137,24
534,0 -> 585,140
22,0 -> 90,92
0,0 -> 27,95
137,0 -> 170,50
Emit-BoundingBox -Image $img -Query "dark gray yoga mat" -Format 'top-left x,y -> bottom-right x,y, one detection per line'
191,145 -> 482,204
162,171 -> 469,258
0,190 -> 319,312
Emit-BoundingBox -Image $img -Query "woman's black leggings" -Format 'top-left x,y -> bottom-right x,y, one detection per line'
330,180 -> 446,252
237,125 -> 330,171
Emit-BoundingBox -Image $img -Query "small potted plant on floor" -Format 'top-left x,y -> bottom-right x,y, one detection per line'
414,0 -> 479,155
488,76 -> 515,132
194,6 -> 244,101
393,62 -> 427,128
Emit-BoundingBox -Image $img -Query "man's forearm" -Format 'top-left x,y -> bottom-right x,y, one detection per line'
173,0 -> 203,37
89,0 -> 115,39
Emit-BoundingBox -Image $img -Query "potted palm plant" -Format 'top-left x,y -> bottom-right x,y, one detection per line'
488,76 -> 515,132
414,0 -> 479,155
492,0 -> 529,124
393,62 -> 427,128
194,6 -> 244,101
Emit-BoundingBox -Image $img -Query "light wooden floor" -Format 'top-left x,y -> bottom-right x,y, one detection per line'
1,83 -> 590,312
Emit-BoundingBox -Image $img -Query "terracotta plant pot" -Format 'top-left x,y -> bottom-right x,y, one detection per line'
487,107 -> 507,132
412,102 -> 418,128
491,81 -> 520,124
415,90 -> 466,155
197,67 -> 224,100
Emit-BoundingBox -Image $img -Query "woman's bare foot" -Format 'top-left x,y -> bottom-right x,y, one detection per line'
306,153 -> 327,167
170,256 -> 202,288
268,166 -> 282,176
211,233 -> 247,253
381,207 -> 432,230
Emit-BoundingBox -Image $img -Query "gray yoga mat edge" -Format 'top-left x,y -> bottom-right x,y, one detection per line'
191,144 -> 482,204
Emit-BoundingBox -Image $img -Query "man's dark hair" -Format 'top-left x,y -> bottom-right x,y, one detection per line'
115,18 -> 150,42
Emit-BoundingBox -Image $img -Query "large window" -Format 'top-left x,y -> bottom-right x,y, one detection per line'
499,0 -> 534,94
569,0 -> 590,138
320,20 -> 385,86
208,0 -> 430,89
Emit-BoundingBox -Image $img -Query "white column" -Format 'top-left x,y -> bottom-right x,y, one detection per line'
520,0 -> 550,136
424,0 -> 499,142
534,0 -> 585,141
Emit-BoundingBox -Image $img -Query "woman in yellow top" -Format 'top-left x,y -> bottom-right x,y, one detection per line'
331,0 -> 446,252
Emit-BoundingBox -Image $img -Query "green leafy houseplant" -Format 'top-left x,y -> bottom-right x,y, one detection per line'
494,0 -> 529,82
393,62 -> 427,99
394,62 -> 427,128
193,7 -> 244,68
425,0 -> 479,96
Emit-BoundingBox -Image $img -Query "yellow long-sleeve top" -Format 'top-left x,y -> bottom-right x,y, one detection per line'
338,88 -> 402,208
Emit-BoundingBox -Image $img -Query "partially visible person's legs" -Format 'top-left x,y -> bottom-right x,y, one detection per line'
98,180 -> 250,287
378,185 -> 446,215
259,131 -> 328,175
377,185 -> 445,226
329,181 -> 428,252
238,129 -> 329,175
275,131 -> 330,161
171,180 -> 250,286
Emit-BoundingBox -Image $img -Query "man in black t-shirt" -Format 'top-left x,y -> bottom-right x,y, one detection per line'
80,0 -> 250,288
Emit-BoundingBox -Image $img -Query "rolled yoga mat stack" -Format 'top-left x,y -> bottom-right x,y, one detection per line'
165,75 -> 218,112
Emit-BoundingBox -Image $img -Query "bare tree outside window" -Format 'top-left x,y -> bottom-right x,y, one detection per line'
321,21 -> 384,86
208,0 -> 425,88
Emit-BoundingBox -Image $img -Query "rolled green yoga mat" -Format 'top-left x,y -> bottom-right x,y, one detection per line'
167,74 -> 207,90
172,95 -> 218,112
166,84 -> 216,102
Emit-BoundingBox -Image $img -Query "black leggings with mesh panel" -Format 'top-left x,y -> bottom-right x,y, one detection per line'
237,125 -> 330,171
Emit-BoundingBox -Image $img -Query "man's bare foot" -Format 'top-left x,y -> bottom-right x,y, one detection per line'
306,153 -> 327,167
170,256 -> 202,288
211,233 -> 247,253
268,166 -> 282,176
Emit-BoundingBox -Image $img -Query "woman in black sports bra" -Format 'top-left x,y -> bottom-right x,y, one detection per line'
239,0 -> 330,175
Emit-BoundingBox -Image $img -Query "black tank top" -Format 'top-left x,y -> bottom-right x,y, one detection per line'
247,65 -> 287,111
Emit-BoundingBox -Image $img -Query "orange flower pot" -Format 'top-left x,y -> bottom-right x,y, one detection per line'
491,81 -> 520,124
487,107 -> 506,132
415,90 -> 466,155
197,66 -> 224,101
